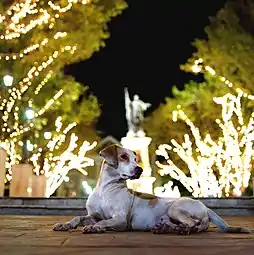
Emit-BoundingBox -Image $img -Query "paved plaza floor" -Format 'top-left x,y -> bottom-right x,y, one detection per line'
0,215 -> 254,255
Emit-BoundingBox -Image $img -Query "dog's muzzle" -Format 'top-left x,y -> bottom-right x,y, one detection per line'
130,166 -> 143,180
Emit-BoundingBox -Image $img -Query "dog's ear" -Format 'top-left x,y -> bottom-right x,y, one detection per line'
99,144 -> 118,169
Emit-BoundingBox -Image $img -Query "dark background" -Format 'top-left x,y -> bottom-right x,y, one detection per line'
66,0 -> 226,140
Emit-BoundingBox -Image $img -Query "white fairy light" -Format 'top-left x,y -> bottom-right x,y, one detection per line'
154,181 -> 181,198
45,135 -> 96,197
82,180 -> 93,195
156,90 -> 254,197
0,0 -> 93,187
29,117 -> 97,197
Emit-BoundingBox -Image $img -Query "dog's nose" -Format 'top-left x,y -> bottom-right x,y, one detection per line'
134,166 -> 143,177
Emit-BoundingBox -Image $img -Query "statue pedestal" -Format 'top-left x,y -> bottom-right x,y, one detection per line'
121,135 -> 155,194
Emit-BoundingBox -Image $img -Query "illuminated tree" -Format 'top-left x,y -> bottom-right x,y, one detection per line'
156,88 -> 254,197
144,1 -> 254,194
154,181 -> 181,198
30,116 -> 97,197
183,0 -> 254,94
143,76 -> 231,184
0,0 -> 127,186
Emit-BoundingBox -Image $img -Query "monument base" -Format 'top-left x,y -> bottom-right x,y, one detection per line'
121,135 -> 155,194
126,129 -> 146,138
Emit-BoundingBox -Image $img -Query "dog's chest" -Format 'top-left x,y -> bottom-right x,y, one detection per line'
100,196 -> 122,218
86,192 -> 105,218
86,192 -> 117,219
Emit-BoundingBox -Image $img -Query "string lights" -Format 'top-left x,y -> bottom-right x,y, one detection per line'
30,117 -> 96,197
190,58 -> 254,100
0,0 -> 90,40
0,32 -> 67,61
154,181 -> 181,198
0,0 -> 82,143
0,0 -> 96,195
156,61 -> 254,197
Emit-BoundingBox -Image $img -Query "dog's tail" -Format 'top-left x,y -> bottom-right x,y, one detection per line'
207,208 -> 250,233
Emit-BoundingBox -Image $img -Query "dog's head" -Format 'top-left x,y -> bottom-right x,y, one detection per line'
99,144 -> 143,180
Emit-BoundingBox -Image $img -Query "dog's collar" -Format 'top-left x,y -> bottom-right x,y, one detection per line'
126,190 -> 135,231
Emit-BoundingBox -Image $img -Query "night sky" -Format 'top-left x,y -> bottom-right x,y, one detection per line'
66,0 -> 226,140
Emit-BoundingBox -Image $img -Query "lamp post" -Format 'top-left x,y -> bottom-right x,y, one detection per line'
25,108 -> 35,120
0,74 -> 13,195
3,74 -> 13,87
44,131 -> 52,140
2,74 -> 13,106
21,108 -> 35,163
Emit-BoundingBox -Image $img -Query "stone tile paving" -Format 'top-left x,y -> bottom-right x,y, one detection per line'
0,215 -> 254,255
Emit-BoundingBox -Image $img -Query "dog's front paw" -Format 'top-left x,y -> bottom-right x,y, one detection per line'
152,222 -> 174,234
53,223 -> 74,231
152,215 -> 173,234
82,225 -> 106,234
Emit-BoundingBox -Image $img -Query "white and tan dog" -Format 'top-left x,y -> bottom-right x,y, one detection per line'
53,144 -> 250,234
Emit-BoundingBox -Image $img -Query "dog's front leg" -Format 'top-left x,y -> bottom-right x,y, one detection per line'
82,215 -> 127,234
53,215 -> 97,231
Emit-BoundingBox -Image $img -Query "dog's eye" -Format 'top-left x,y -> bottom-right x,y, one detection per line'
121,154 -> 128,160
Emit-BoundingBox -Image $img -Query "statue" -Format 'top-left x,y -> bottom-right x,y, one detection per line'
124,87 -> 151,136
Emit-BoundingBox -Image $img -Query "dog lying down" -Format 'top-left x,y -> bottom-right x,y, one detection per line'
53,144 -> 250,235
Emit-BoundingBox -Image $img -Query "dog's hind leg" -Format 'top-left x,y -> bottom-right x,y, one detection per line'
168,209 -> 200,235
194,216 -> 209,233
53,215 -> 97,231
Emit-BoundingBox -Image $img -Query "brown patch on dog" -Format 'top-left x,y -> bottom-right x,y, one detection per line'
148,197 -> 159,207
128,189 -> 158,207
99,144 -> 119,168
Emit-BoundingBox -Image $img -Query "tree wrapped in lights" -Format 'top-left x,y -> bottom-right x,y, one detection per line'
143,75 -> 232,193
30,117 -> 96,197
182,0 -> 254,95
144,1 -> 254,196
156,89 -> 254,197
0,0 -> 127,186
154,181 -> 181,198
